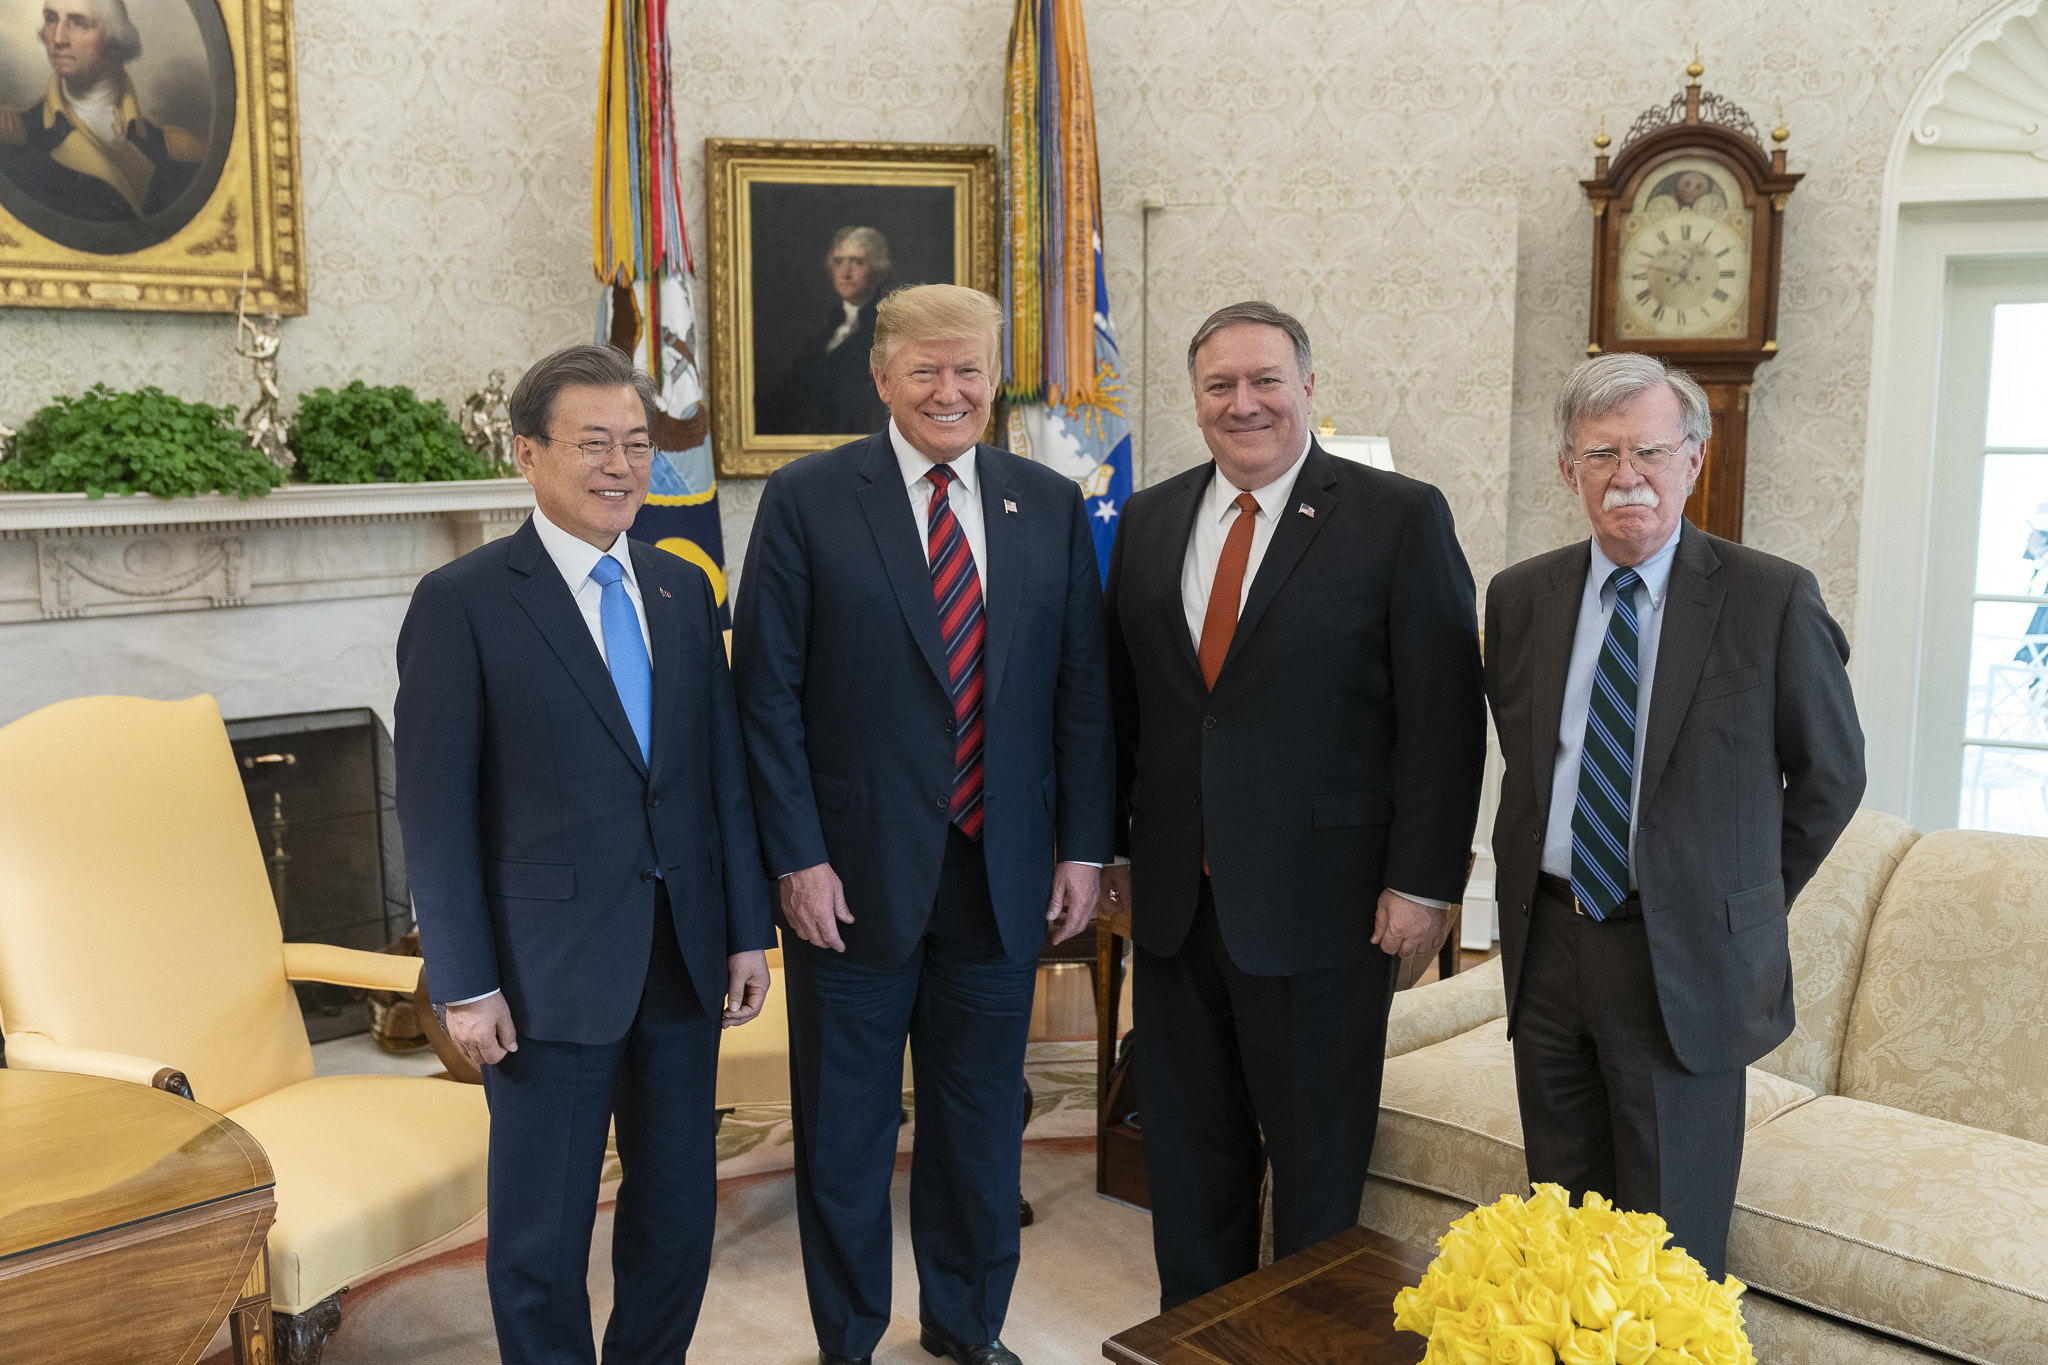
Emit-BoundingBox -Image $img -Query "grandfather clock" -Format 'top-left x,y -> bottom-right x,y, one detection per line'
1581,57 -> 1800,542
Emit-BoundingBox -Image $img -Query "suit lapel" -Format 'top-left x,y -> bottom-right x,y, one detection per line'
978,446 -> 1025,707
853,433 -> 952,694
1162,467 -> 1210,681
1528,544 -> 1592,826
505,519 -> 648,776
1217,445 -> 1337,680
1637,523 -> 1724,819
631,539 -> 684,782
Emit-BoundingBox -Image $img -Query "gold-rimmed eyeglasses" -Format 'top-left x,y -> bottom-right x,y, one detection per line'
1570,444 -> 1686,478
534,435 -> 658,469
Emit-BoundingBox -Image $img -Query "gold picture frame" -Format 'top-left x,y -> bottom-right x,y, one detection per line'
705,138 -> 998,479
0,0 -> 306,315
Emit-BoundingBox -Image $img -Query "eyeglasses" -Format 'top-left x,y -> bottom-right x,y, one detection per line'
1570,444 -> 1686,478
535,435 -> 657,468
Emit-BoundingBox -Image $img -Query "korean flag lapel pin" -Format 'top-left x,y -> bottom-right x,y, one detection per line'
658,586 -> 672,598
1004,498 -> 1019,515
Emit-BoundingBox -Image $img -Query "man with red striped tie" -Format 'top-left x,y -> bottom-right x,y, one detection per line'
734,283 -> 1114,1365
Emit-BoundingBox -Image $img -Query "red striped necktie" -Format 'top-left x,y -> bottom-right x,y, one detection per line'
925,465 -> 986,839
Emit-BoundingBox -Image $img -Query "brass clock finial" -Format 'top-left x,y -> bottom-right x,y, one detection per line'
1593,117 -> 1611,152
1687,45 -> 1704,81
1772,103 -> 1790,145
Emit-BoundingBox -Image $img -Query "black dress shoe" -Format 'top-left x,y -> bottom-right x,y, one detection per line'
819,1353 -> 871,1365
919,1330 -> 1021,1365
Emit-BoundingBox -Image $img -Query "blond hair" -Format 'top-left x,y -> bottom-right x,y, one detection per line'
870,284 -> 1002,373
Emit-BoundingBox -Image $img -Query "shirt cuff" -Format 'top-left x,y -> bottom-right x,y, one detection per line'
1069,860 -> 1104,868
1388,889 -> 1456,911
445,989 -> 501,1006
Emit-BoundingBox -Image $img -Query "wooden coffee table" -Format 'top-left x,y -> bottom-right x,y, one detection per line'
1104,1225 -> 1432,1364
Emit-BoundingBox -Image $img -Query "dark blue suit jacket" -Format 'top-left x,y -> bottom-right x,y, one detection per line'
733,433 -> 1115,969
394,518 -> 776,1044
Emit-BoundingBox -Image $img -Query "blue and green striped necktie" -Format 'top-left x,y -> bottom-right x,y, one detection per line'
1570,566 -> 1642,920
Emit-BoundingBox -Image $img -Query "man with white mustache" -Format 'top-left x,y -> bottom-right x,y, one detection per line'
1483,352 -> 1864,1280
734,283 -> 1113,1365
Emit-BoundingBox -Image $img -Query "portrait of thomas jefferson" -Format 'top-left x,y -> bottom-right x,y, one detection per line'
757,225 -> 894,437
0,0 -> 229,253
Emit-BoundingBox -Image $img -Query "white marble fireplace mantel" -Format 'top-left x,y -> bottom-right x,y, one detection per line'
0,479 -> 534,623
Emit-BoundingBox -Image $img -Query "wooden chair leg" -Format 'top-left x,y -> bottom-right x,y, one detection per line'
272,1292 -> 344,1365
1437,904 -> 1464,981
229,1255 -> 274,1365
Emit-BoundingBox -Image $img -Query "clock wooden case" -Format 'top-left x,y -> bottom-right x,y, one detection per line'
1581,63 -> 1800,542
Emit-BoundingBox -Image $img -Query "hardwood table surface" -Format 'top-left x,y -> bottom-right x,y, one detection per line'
0,1068 -> 272,1260
1105,1225 -> 1433,1365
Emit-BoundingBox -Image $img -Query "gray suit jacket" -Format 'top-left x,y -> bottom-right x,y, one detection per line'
1484,521 -> 1865,1075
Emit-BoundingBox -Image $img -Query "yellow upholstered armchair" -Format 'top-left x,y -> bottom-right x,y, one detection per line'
0,696 -> 489,1365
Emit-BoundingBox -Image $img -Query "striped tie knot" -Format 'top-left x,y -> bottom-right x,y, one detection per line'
1568,562 -> 1645,921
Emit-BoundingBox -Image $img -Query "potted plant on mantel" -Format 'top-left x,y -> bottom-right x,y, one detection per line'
0,381 -> 519,504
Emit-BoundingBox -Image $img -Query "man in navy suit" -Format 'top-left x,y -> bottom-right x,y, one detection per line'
733,284 -> 1114,1365
395,344 -> 774,1364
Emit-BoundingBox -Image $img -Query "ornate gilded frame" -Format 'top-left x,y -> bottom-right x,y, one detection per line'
705,138 -> 998,478
0,0 -> 306,315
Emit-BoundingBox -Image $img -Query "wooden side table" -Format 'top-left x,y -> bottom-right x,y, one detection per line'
1105,1225 -> 1431,1364
0,1069 -> 277,1365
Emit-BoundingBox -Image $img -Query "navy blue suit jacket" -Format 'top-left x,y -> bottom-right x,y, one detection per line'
733,433 -> 1115,969
394,517 -> 776,1044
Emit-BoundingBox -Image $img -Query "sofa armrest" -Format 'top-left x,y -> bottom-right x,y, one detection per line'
1386,955 -> 1507,1058
282,941 -> 424,993
3,1031 -> 193,1098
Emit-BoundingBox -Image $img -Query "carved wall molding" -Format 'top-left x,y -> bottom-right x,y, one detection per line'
1911,0 -> 2048,158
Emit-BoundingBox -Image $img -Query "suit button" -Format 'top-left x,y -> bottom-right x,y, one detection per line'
935,796 -> 949,809
1193,793 -> 1203,807
647,794 -> 662,809
640,868 -> 657,882
944,719 -> 957,734
1203,716 -> 1217,730
1531,830 -> 1541,843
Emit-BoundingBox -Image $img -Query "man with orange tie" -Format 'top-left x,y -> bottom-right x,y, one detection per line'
734,283 -> 1113,1365
1100,300 -> 1486,1309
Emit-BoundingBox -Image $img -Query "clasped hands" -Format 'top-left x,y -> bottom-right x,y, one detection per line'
1093,866 -> 1450,960
780,858 -> 1102,953
442,948 -> 771,1071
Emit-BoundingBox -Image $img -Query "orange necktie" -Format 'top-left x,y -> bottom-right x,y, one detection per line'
1198,492 -> 1260,690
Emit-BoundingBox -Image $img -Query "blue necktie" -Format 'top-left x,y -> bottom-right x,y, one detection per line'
1570,566 -> 1642,921
589,555 -> 652,764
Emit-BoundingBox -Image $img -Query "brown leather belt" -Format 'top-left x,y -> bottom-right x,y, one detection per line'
1537,871 -> 1642,921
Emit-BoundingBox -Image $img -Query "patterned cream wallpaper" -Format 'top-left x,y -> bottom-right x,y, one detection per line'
0,0 -> 2006,629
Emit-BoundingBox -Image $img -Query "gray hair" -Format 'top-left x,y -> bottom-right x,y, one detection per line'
828,225 -> 892,275
1186,300 -> 1313,379
509,344 -> 658,438
1553,353 -> 1712,457
46,0 -> 141,65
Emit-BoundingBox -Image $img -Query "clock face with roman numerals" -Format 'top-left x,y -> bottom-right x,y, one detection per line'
1614,156 -> 1752,341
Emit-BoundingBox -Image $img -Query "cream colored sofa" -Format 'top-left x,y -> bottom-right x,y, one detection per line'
1372,812 -> 2048,1364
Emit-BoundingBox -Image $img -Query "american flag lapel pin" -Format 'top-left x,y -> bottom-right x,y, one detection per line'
1299,503 -> 1316,518
1004,499 -> 1019,514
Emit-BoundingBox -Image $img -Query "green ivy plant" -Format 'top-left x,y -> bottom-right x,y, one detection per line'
0,384 -> 284,500
290,381 -> 513,484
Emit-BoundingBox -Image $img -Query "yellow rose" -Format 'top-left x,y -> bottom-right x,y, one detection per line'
1567,1272 -> 1622,1330
1429,1321 -> 1493,1365
1611,1314 -> 1657,1365
1527,1183 -> 1574,1219
1558,1326 -> 1617,1365
1394,1283 -> 1439,1335
1492,1326 -> 1559,1364
1651,1303 -> 1704,1348
1608,1230 -> 1656,1281
1616,1276 -> 1671,1322
1466,1287 -> 1522,1334
1696,1322 -> 1745,1365
1511,1280 -> 1566,1336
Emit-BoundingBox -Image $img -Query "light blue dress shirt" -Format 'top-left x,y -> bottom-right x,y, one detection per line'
1540,526 -> 1682,885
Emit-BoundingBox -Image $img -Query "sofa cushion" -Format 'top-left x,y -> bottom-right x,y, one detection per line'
1732,1094 -> 2048,1365
1755,808 -> 1921,1095
1371,1019 -> 1816,1213
1384,954 -> 1505,1058
1837,828 -> 2048,1143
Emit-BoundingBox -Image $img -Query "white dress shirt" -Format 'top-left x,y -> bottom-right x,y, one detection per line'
530,503 -> 651,663
447,507 -> 651,1007
1178,436 -> 1310,650
1541,524 -> 1682,884
1177,435 -> 1446,913
891,419 -> 988,589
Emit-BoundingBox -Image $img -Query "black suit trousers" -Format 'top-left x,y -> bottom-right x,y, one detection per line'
479,885 -> 720,1364
1511,885 -> 1747,1280
783,827 -> 1038,1357
1133,879 -> 1397,1311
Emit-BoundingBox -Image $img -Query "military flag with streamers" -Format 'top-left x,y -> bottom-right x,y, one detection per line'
1001,0 -> 1132,585
593,0 -> 727,621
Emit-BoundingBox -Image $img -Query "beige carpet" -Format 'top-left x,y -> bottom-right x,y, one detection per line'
278,1139 -> 1155,1364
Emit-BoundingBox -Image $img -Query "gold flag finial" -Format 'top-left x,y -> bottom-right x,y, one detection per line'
1687,45 -> 1704,81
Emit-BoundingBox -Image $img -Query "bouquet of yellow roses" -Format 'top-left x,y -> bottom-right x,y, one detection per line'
1391,1184 -> 1754,1365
